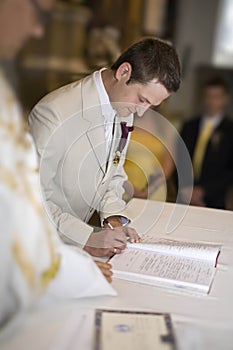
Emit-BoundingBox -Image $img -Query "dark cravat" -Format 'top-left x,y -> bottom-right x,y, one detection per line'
117,122 -> 134,153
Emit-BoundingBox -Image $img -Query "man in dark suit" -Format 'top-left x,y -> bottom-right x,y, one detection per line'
179,78 -> 233,209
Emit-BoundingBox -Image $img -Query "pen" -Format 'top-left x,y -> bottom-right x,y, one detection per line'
103,218 -> 114,231
104,220 -> 132,243
106,255 -> 114,263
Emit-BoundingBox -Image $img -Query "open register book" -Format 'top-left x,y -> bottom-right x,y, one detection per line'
110,239 -> 221,294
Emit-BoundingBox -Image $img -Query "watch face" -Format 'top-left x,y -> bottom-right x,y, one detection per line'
111,215 -> 131,226
118,215 -> 131,226
104,215 -> 131,227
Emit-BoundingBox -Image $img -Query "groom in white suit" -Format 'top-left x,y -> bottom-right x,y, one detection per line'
29,38 -> 181,257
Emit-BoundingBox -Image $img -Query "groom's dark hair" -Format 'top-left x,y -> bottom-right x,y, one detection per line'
111,38 -> 181,92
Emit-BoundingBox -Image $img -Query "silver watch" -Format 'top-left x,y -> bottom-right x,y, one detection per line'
103,215 -> 131,229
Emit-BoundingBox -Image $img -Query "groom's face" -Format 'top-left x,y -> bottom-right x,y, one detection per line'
109,62 -> 170,117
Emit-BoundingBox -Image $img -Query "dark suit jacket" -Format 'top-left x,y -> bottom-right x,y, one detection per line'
178,115 -> 233,209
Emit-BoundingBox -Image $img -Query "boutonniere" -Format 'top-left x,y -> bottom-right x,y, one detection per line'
113,122 -> 134,167
113,151 -> 121,166
211,131 -> 222,149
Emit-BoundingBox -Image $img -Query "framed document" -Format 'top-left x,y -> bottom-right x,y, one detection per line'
95,309 -> 177,350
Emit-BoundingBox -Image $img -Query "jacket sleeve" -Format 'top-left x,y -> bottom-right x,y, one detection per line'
203,152 -> 233,206
29,102 -> 93,248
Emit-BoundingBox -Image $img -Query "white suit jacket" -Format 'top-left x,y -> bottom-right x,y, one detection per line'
29,72 -> 134,248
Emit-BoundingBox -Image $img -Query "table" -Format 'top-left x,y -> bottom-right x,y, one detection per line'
1,199 -> 233,350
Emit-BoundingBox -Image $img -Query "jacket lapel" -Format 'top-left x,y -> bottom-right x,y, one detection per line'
103,115 -> 133,179
80,73 -> 134,177
81,74 -> 107,175
208,116 -> 227,151
104,117 -> 122,177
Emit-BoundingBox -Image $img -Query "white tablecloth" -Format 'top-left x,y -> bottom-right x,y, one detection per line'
1,199 -> 233,350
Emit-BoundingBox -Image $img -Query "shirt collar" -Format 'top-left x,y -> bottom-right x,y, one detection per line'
202,113 -> 224,129
93,68 -> 115,120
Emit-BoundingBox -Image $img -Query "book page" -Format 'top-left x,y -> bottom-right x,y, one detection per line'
128,237 -> 220,265
111,249 -> 215,293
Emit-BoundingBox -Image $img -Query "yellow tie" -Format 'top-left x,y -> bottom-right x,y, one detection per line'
193,119 -> 214,180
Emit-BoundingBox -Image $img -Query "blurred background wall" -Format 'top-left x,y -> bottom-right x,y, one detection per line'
168,0 -> 233,121
16,0 -> 233,124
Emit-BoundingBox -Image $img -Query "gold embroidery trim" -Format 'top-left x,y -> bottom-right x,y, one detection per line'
40,255 -> 61,288
0,166 -> 18,190
0,119 -> 31,149
12,239 -> 36,287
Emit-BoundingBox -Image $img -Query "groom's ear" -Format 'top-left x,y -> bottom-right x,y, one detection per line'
115,62 -> 132,84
